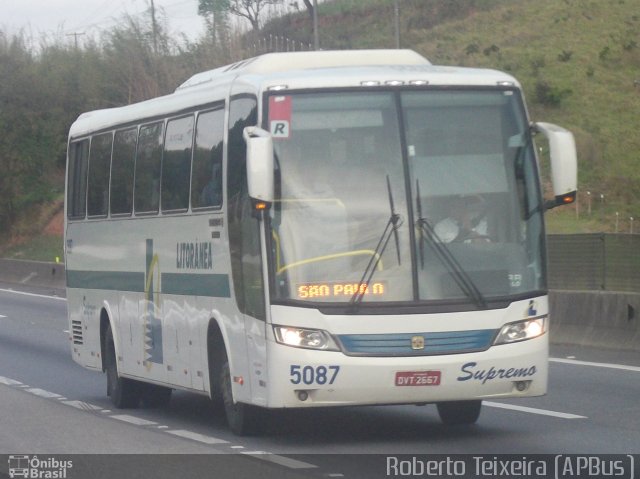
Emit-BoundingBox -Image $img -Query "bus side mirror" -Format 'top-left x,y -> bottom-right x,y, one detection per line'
243,127 -> 274,205
534,122 -> 578,210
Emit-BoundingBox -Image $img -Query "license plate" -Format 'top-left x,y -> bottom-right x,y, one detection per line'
395,370 -> 441,386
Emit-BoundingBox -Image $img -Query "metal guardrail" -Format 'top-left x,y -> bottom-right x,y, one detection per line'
547,234 -> 640,292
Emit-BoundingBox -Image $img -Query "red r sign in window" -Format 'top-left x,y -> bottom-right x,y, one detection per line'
269,95 -> 292,139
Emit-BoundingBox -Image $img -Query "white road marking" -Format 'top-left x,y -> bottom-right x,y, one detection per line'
26,388 -> 65,399
241,451 -> 318,470
0,373 -> 318,471
550,357 -> 640,373
111,414 -> 158,426
0,314 -> 7,318
0,288 -> 66,301
484,401 -> 586,419
0,376 -> 23,386
167,429 -> 228,444
20,273 -> 37,284
61,400 -> 103,411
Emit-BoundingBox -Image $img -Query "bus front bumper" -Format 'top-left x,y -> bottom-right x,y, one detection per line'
265,334 -> 548,408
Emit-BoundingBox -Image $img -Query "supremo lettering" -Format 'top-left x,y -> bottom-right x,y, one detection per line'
457,362 -> 537,384
176,242 -> 213,269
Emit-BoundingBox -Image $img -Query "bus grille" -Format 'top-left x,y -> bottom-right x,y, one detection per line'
71,320 -> 84,345
336,329 -> 497,357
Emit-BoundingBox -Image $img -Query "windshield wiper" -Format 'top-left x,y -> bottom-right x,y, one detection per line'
415,180 -> 487,309
349,175 -> 402,308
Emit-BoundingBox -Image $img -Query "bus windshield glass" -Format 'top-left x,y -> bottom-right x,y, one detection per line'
267,89 -> 544,306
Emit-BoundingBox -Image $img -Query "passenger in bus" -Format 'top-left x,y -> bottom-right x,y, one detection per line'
434,195 -> 490,243
200,162 -> 222,206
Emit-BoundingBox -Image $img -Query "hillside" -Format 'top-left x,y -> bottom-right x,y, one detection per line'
265,0 -> 640,232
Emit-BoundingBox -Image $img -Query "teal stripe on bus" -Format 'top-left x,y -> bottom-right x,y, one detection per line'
66,270 -> 145,292
161,272 -> 230,297
66,270 -> 231,297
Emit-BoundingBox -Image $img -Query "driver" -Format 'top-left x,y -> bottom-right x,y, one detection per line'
434,195 -> 489,243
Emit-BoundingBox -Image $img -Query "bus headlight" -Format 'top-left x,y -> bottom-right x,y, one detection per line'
494,317 -> 547,345
273,326 -> 339,351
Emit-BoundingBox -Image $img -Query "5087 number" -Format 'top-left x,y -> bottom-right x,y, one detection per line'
290,365 -> 340,385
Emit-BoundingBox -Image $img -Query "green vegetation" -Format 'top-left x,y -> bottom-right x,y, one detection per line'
2,235 -> 64,263
1,0 -> 639,261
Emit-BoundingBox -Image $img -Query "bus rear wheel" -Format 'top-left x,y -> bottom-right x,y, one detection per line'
436,400 -> 482,425
220,359 -> 261,436
105,325 -> 141,408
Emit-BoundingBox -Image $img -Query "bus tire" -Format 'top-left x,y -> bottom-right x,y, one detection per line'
140,384 -> 172,408
436,400 -> 482,425
105,325 -> 140,409
207,325 -> 224,407
220,359 -> 261,436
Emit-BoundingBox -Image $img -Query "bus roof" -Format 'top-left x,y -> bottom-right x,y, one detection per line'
68,50 -> 520,139
176,49 -> 431,90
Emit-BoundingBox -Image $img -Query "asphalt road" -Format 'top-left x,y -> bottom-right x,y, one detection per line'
1,283 -> 639,479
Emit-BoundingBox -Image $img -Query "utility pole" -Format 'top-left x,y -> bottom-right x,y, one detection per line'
150,0 -> 159,55
66,32 -> 85,49
313,0 -> 319,50
394,0 -> 400,49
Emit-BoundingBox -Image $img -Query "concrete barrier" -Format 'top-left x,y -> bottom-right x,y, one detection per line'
550,290 -> 640,352
0,258 -> 66,290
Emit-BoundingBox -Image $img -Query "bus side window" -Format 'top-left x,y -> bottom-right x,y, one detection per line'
162,115 -> 194,212
67,139 -> 89,219
87,132 -> 113,217
135,122 -> 163,214
110,128 -> 137,215
191,108 -> 224,209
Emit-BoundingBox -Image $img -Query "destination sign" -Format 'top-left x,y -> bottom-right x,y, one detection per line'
297,281 -> 386,300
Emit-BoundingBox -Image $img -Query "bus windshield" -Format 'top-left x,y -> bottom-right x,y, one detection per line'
267,89 -> 544,306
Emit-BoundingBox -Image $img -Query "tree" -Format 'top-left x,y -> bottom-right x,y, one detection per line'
227,0 -> 285,31
198,0 -> 231,46
0,32 -> 67,236
103,13 -> 182,102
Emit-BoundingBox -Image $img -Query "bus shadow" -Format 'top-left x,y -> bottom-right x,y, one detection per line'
260,406 -> 496,446
161,391 -> 502,446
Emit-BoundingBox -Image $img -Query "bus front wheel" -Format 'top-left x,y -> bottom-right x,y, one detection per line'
105,325 -> 141,408
436,400 -> 482,425
220,359 -> 261,436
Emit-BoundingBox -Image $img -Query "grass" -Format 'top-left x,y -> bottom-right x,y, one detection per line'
545,199 -> 639,234
2,235 -> 64,263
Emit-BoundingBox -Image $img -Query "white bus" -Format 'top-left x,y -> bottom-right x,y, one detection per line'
65,50 -> 577,435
